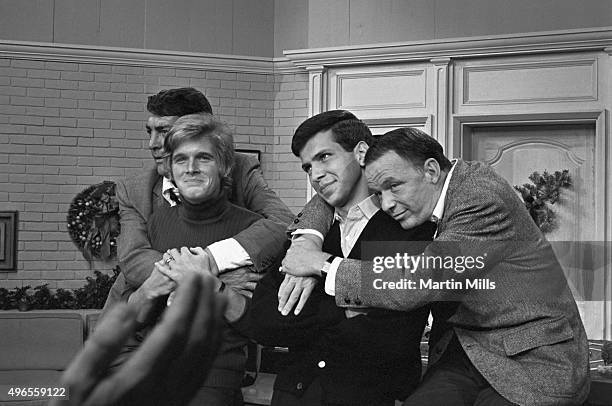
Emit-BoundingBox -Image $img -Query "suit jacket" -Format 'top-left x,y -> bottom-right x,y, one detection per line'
288,160 -> 590,406
251,212 -> 434,406
106,152 -> 294,306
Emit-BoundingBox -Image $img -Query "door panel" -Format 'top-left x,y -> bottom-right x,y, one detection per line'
465,123 -> 604,337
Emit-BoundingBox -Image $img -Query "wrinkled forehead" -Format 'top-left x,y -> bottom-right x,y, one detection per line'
365,151 -> 418,187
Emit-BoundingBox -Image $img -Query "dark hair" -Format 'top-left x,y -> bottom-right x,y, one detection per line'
147,87 -> 213,117
291,110 -> 373,156
163,114 -> 234,194
364,127 -> 452,172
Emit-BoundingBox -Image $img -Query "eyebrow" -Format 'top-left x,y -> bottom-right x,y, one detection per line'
145,124 -> 172,131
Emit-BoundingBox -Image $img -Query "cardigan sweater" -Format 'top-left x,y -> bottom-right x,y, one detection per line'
251,211 -> 436,405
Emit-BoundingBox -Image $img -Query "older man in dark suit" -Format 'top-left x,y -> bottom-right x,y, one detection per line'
281,128 -> 589,406
104,87 -> 293,309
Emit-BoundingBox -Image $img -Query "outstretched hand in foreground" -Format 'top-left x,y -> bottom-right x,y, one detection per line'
50,272 -> 226,406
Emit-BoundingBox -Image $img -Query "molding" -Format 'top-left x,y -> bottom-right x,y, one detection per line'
272,57 -> 305,74
4,27 -> 611,74
284,27 -> 612,68
487,138 -> 585,167
0,40 -> 307,75
335,69 -> 427,110
461,58 -> 598,106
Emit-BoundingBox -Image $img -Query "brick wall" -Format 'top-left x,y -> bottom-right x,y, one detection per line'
270,72 -> 309,212
0,57 -> 308,289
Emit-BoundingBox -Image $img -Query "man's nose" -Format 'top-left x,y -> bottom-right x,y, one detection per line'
311,164 -> 325,182
186,158 -> 199,173
379,190 -> 396,213
148,130 -> 163,150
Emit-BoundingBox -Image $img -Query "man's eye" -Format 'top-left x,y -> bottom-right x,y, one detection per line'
174,158 -> 186,164
320,153 -> 331,161
390,183 -> 400,191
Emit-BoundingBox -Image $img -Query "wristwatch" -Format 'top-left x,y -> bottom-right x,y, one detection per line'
321,255 -> 337,274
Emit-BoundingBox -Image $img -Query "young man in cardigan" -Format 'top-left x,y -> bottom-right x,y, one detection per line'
250,110 -> 435,406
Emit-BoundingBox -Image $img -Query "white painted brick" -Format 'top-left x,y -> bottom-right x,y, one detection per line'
59,109 -> 92,119
207,71 -> 237,80
45,98 -> 77,108
112,65 -> 144,75
61,71 -> 95,81
12,59 -> 45,69
79,64 -> 112,73
45,79 -> 78,89
95,91 -> 126,101
28,69 -> 60,79
79,81 -> 111,91
46,61 -> 78,71
44,117 -> 78,127
44,156 -> 78,166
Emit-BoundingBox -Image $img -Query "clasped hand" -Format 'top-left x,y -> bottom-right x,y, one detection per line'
278,235 -> 328,315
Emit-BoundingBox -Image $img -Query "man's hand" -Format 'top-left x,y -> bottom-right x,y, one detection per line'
162,247 -> 216,282
281,236 -> 328,278
140,265 -> 177,300
52,273 -> 226,406
188,246 -> 220,276
218,266 -> 264,298
277,273 -> 318,316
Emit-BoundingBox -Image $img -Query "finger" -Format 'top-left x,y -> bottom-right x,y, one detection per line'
60,303 -> 137,404
246,272 -> 264,283
189,246 -> 206,255
167,275 -> 227,404
88,273 -> 204,404
277,275 -> 294,311
294,282 -> 315,315
281,284 -> 302,316
180,246 -> 191,256
156,262 -> 181,281
241,281 -> 257,292
168,248 -> 181,260
238,289 -> 253,299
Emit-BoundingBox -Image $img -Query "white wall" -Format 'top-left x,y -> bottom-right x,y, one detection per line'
0,0 -> 275,57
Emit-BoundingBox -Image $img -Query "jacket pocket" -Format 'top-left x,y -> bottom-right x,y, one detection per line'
502,315 -> 573,356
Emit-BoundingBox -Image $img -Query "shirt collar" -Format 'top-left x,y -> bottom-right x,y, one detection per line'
334,194 -> 380,223
162,177 -> 179,206
431,160 -> 457,223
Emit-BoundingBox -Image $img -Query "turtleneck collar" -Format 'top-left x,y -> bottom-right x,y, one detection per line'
178,192 -> 229,223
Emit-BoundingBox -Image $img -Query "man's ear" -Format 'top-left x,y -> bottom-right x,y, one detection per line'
423,158 -> 441,184
354,141 -> 369,167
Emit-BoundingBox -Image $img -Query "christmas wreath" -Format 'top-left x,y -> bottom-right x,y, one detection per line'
66,181 -> 120,261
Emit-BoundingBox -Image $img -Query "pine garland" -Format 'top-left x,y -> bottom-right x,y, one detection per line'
514,170 -> 572,233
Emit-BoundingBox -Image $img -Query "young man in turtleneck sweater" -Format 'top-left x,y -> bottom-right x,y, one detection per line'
115,114 -> 267,406
249,111 -> 436,406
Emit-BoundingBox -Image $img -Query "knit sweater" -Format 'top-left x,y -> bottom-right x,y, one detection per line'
147,195 -> 262,389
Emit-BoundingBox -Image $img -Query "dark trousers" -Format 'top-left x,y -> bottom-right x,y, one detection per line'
403,336 -> 517,406
271,378 -> 394,406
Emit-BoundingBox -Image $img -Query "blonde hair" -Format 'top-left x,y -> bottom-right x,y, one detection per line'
163,113 -> 234,194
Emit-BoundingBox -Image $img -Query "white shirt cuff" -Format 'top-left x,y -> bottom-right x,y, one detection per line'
291,229 -> 324,242
207,238 -> 252,271
323,257 -> 342,296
